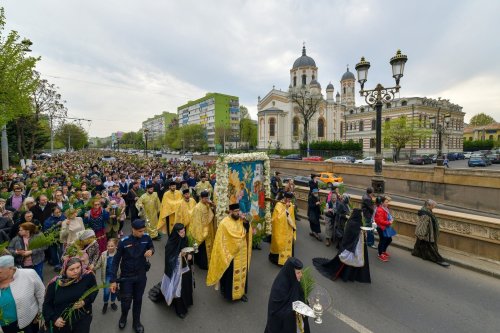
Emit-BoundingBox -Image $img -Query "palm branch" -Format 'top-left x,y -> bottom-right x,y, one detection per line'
300,267 -> 315,300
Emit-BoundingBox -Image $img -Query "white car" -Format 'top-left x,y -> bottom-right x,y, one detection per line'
208,151 -> 218,157
193,152 -> 202,156
179,155 -> 192,162
464,152 -> 472,159
325,156 -> 351,163
355,157 -> 385,165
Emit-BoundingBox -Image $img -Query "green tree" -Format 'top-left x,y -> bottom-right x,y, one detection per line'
164,126 -> 181,150
240,118 -> 257,149
383,116 -> 432,160
180,124 -> 207,151
55,123 -> 89,151
469,113 -> 496,126
0,7 -> 39,127
240,105 -> 250,119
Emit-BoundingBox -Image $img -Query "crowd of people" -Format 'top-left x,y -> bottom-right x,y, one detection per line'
0,151 -> 450,333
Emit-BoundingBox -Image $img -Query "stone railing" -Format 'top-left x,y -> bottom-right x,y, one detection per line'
293,186 -> 500,261
269,159 -> 500,214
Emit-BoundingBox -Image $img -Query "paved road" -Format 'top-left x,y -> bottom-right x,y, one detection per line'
79,218 -> 499,333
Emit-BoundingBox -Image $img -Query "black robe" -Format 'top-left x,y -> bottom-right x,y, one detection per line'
307,194 -> 321,234
313,209 -> 371,283
194,241 -> 208,270
265,257 -> 310,333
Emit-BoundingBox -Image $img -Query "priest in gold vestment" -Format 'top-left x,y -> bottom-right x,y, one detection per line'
194,174 -> 213,199
269,192 -> 296,266
175,188 -> 196,229
159,181 -> 182,235
136,184 -> 161,240
190,191 -> 216,269
206,203 -> 252,302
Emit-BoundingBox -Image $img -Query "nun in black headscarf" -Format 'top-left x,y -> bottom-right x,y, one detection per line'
313,208 -> 371,283
160,223 -> 194,318
264,257 -> 311,333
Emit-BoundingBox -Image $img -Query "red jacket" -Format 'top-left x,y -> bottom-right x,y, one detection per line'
374,206 -> 391,230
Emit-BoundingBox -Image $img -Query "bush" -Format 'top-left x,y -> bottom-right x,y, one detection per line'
463,140 -> 495,151
299,140 -> 362,151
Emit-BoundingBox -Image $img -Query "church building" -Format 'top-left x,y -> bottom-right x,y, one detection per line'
257,46 -> 352,150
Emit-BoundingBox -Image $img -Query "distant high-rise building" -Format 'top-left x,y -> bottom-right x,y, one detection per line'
178,93 -> 240,149
142,112 -> 177,139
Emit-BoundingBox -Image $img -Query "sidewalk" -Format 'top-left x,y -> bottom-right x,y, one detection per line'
297,213 -> 500,279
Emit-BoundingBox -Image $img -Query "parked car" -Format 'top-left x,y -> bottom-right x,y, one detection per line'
100,155 -> 116,162
302,156 -> 323,162
200,152 -> 208,155
268,154 -> 282,159
355,156 -> 385,165
464,152 -> 472,159
193,152 -> 202,156
153,152 -> 163,158
284,154 -> 302,160
468,157 -> 491,167
325,156 -> 352,163
449,152 -> 465,160
179,155 -> 192,162
409,155 -> 433,165
208,151 -> 218,157
485,153 -> 500,164
445,153 -> 457,161
427,154 -> 437,163
317,172 -> 344,186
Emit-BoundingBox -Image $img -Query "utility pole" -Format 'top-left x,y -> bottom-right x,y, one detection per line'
1,125 -> 8,171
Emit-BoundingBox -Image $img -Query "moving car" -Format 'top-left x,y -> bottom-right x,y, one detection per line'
193,152 -> 202,156
468,157 -> 491,167
485,153 -> 500,164
302,156 -> 323,162
208,151 -> 218,157
317,172 -> 344,186
409,155 -> 433,165
153,153 -> 163,158
268,154 -> 282,159
289,175 -> 328,189
355,156 -> 385,165
283,154 -> 302,160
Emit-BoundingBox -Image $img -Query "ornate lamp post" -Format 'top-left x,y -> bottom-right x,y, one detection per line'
429,109 -> 450,166
355,50 -> 408,193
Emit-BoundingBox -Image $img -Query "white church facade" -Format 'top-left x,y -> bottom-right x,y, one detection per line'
257,46 -> 465,156
257,46 -> 355,150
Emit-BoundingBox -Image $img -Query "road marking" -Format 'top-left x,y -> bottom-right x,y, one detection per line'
328,308 -> 374,333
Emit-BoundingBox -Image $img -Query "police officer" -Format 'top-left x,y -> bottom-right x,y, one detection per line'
110,219 -> 154,333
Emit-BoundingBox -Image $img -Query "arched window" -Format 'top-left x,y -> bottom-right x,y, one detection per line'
302,75 -> 306,85
259,118 -> 264,139
318,118 -> 325,138
293,76 -> 297,87
371,119 -> 376,130
343,87 -> 346,94
292,117 -> 300,137
269,117 -> 276,137
359,120 -> 364,131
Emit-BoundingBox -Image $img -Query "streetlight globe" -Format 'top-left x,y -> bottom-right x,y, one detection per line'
355,56 -> 371,91
390,50 -> 408,86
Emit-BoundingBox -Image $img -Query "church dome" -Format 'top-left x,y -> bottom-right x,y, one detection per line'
341,67 -> 355,81
310,79 -> 321,88
326,82 -> 334,90
292,46 -> 316,69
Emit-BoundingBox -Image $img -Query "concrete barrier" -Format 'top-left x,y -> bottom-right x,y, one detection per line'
293,186 -> 500,261
270,159 -> 500,214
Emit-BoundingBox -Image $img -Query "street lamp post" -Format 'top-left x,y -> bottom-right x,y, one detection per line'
429,109 -> 450,166
355,50 -> 408,194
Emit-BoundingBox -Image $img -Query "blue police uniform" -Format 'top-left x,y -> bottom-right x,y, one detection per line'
111,228 -> 154,331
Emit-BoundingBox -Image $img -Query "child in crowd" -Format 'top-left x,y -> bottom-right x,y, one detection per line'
96,238 -> 119,313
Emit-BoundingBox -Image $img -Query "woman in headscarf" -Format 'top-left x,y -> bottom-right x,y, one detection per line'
412,199 -> 450,267
264,257 -> 310,333
43,257 -> 98,333
332,194 -> 351,249
159,223 -> 194,318
313,208 -> 371,283
63,230 -> 100,271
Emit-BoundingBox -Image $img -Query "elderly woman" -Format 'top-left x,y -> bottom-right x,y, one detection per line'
60,208 -> 85,248
43,257 -> 98,333
0,255 -> 45,333
412,200 -> 450,267
63,230 -> 100,271
8,222 -> 46,280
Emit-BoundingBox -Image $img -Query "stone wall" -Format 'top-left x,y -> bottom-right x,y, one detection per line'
293,186 -> 500,261
269,159 -> 500,214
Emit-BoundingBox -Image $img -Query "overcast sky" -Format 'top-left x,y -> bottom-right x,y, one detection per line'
3,0 -> 499,137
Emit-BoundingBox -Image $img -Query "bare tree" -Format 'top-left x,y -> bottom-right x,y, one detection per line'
290,87 -> 323,148
31,72 -> 67,154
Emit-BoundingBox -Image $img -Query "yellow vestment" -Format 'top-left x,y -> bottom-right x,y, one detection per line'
189,201 -> 216,265
206,215 -> 252,300
270,202 -> 296,265
136,192 -> 161,238
194,181 -> 213,198
175,198 -> 196,229
158,189 -> 182,234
